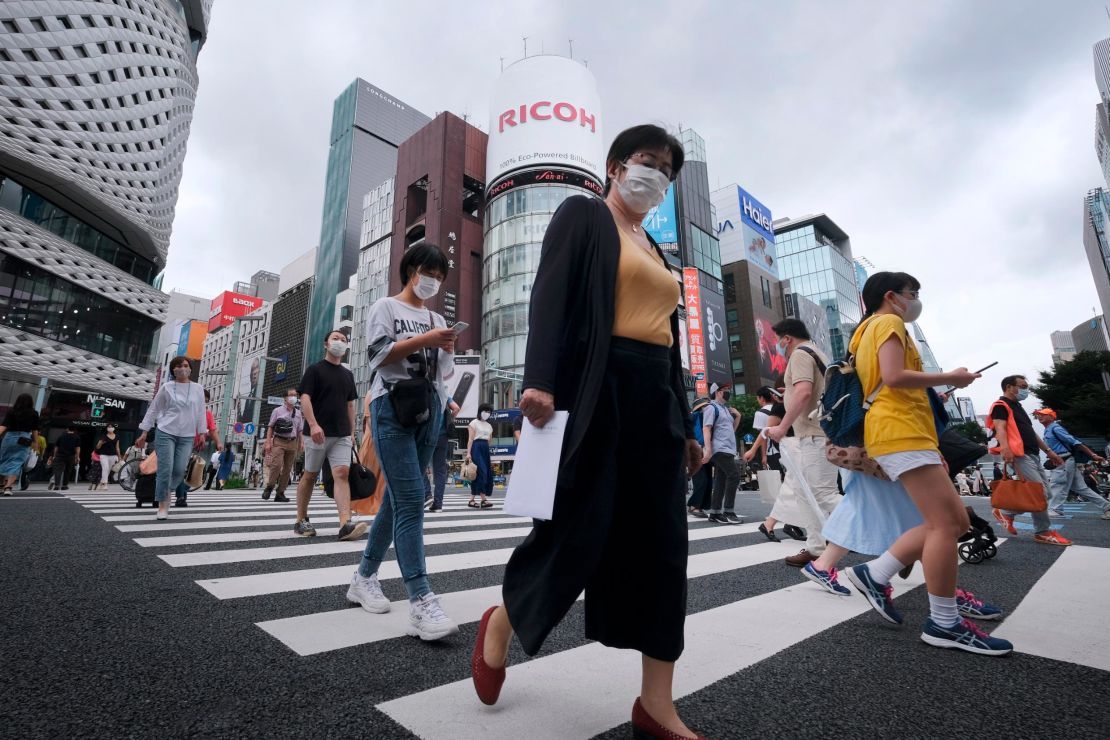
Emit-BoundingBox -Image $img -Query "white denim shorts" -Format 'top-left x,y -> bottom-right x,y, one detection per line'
874,450 -> 943,481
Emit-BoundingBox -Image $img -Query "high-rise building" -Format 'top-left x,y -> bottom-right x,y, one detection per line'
713,183 -> 781,394
305,80 -> 429,360
1072,315 -> 1110,353
1050,330 -> 1076,365
771,213 -> 862,359
481,55 -> 604,408
1083,189 -> 1110,320
262,275 -> 313,411
352,179 -> 394,401
0,1 -> 211,437
643,128 -> 722,396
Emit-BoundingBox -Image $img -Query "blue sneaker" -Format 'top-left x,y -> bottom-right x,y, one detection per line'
844,564 -> 903,624
802,562 -> 851,596
920,618 -> 1013,655
956,589 -> 1003,621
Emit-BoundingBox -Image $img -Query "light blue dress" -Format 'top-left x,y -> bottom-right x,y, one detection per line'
0,431 -> 32,476
821,470 -> 924,556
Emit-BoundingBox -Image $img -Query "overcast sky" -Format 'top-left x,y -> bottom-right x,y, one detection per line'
166,0 -> 1110,415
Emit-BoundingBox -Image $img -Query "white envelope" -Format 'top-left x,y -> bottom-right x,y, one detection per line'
504,411 -> 569,521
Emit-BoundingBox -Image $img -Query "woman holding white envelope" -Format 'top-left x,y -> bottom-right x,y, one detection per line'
471,125 -> 706,740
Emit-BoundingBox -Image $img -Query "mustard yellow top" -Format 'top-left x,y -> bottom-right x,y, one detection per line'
849,313 -> 938,457
611,230 -> 680,347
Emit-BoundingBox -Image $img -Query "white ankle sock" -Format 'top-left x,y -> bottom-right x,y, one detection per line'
864,551 -> 905,585
928,593 -> 959,627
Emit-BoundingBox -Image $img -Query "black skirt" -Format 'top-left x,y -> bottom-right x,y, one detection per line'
503,337 -> 689,662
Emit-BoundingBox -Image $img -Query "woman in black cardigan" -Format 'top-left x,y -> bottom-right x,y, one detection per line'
472,126 -> 705,740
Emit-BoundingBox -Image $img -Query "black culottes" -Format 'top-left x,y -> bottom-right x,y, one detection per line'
503,337 -> 689,662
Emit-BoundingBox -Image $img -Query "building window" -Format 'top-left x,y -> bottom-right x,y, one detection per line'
760,276 -> 773,309
0,171 -> 159,284
462,175 -> 484,218
0,252 -> 158,365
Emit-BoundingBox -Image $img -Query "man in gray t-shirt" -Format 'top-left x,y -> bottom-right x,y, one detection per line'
701,383 -> 743,524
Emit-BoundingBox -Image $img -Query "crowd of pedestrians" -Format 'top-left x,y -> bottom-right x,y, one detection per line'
17,122 -> 1109,740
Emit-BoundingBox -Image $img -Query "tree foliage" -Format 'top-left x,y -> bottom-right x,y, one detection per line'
951,420 -> 988,444
1032,351 -> 1110,437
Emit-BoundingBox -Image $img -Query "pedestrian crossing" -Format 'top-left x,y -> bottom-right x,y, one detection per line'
59,487 -> 1110,739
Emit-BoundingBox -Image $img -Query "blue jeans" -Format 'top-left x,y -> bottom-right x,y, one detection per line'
155,433 -> 194,503
359,395 -> 441,599
423,430 -> 450,508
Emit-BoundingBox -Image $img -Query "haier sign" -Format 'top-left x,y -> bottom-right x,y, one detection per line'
710,185 -> 778,279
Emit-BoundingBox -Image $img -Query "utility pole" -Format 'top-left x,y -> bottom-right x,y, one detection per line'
522,36 -> 528,58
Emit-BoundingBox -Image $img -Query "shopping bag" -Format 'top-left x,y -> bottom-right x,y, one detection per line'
461,461 -> 478,481
139,451 -> 158,476
185,455 -> 205,488
352,427 -> 385,516
756,469 -> 781,505
777,437 -> 829,526
989,465 -> 1046,513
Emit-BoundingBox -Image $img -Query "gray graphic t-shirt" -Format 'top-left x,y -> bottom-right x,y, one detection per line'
366,296 -> 455,408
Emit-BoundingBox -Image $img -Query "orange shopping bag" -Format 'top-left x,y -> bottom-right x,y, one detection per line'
351,423 -> 385,516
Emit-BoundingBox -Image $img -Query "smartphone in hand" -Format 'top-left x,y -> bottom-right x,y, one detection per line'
450,322 -> 470,335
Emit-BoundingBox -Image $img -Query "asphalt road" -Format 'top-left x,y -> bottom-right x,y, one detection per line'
1,482 -> 1108,739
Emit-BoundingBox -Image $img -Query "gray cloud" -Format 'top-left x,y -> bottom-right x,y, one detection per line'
165,0 -> 1110,413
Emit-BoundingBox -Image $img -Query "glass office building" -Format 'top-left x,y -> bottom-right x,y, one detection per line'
482,185 -> 579,407
305,80 -> 429,358
0,0 -> 211,408
773,214 -> 861,359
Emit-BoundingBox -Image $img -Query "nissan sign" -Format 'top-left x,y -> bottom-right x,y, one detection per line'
486,55 -> 604,187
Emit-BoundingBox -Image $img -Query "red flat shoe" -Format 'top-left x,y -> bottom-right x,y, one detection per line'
471,605 -> 507,705
632,698 -> 705,740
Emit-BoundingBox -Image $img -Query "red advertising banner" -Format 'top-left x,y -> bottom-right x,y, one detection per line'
683,268 -> 708,397
208,291 -> 263,332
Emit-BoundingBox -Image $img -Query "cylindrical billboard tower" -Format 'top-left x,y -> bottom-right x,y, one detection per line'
481,56 -> 604,407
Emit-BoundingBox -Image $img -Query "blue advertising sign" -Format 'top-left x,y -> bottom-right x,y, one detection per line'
737,186 -> 777,279
178,322 -> 192,354
642,184 -> 678,247
273,353 -> 289,382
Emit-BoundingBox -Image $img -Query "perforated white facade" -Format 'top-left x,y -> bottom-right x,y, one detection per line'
0,0 -> 211,401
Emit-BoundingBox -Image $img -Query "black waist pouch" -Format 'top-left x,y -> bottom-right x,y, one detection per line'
389,378 -> 436,428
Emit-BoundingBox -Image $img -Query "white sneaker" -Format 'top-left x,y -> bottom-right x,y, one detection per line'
347,572 -> 390,613
156,510 -> 168,520
1048,509 -> 1066,518
407,592 -> 459,641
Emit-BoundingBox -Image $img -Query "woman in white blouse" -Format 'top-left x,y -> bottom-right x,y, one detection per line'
135,356 -> 208,520
467,403 -> 495,508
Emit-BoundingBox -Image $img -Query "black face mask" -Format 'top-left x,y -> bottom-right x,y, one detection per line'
722,391 -> 731,402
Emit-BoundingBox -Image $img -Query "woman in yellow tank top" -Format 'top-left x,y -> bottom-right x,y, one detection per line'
837,272 -> 1013,655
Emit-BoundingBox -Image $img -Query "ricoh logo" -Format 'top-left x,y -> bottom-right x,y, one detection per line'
498,102 -> 597,133
743,197 -> 773,233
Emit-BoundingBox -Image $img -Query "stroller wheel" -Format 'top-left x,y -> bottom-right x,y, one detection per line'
984,544 -> 998,559
958,542 -> 984,564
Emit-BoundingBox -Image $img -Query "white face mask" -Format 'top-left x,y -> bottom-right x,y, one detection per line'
413,274 -> 442,300
615,163 -> 670,213
891,292 -> 922,323
173,367 -> 190,380
327,340 -> 348,358
285,396 -> 297,406
479,411 -> 491,421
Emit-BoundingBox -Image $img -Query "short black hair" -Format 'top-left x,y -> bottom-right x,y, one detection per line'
398,242 -> 450,286
756,386 -> 776,402
772,318 -> 810,341
325,328 -> 349,343
477,402 -> 494,416
1001,374 -> 1026,392
860,271 -> 921,318
604,124 -> 685,195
